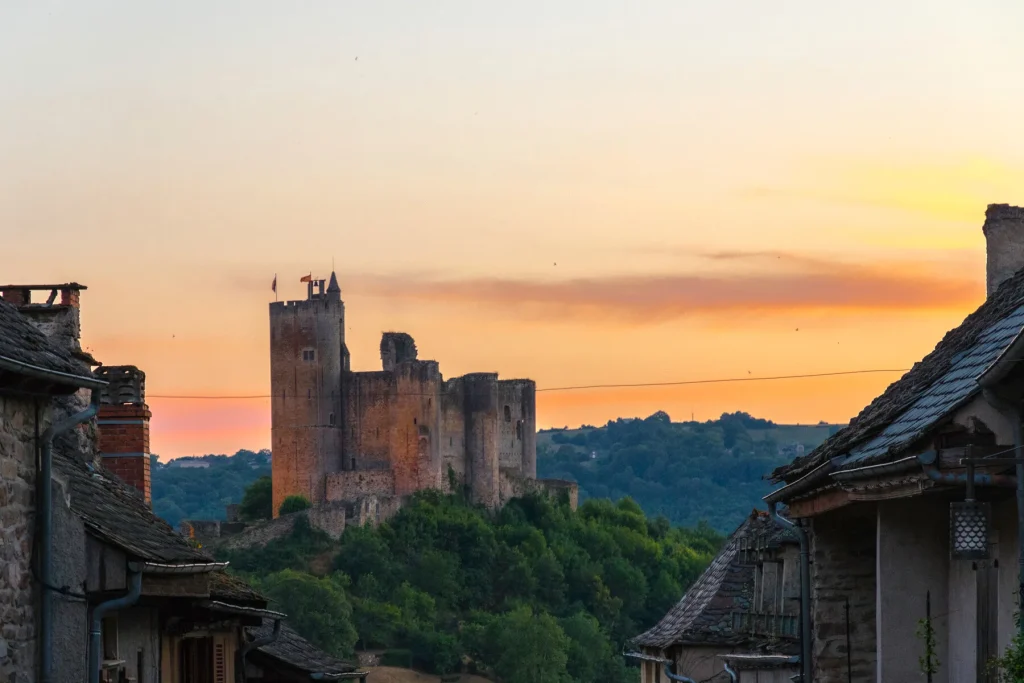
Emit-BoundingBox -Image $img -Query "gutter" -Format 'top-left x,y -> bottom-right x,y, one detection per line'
0,354 -> 105,390
40,388 -> 102,683
200,601 -> 287,620
238,619 -> 281,683
917,450 -> 1016,488
766,502 -> 812,683
136,560 -> 229,574
722,661 -> 738,683
89,568 -> 143,683
764,460 -> 836,504
829,455 -> 919,482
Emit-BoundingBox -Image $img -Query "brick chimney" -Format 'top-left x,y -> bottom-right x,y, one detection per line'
95,366 -> 152,504
983,204 -> 1024,297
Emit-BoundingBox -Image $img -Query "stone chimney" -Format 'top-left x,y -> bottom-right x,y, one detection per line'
983,204 -> 1024,297
95,366 -> 152,504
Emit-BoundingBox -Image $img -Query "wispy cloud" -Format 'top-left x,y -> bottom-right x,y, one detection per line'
346,253 -> 982,324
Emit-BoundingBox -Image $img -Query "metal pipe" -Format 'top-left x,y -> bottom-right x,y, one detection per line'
238,619 -> 281,683
40,389 -> 101,683
136,560 -> 229,574
722,661 -> 738,683
89,570 -> 142,683
768,501 -> 812,683
662,662 -> 697,683
916,450 -> 1016,488
765,460 -> 835,504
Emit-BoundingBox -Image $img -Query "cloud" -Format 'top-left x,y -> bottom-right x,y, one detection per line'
346,254 -> 983,324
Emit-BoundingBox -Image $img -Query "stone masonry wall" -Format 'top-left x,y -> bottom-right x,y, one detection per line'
326,470 -> 395,501
0,394 -> 42,683
810,504 -> 876,683
499,469 -> 579,510
440,379 -> 466,491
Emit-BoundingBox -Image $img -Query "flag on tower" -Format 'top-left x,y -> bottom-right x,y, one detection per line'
271,274 -> 277,294
300,273 -> 312,283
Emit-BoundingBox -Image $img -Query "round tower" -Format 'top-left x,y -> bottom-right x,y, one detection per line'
269,273 -> 345,516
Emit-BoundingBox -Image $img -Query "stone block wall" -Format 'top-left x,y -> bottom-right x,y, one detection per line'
0,394 -> 41,683
498,469 -> 579,510
326,470 -> 395,501
440,378 -> 467,490
809,504 -> 876,683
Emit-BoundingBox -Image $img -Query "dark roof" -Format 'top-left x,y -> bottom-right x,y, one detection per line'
773,256 -> 1024,483
251,623 -> 357,677
54,450 -> 211,564
209,572 -> 266,605
0,298 -> 98,388
631,511 -> 797,650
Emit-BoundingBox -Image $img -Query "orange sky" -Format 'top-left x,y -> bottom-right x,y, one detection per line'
4,2 -> 1024,458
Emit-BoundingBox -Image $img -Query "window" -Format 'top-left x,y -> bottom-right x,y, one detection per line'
329,412 -> 335,426
302,348 -> 316,362
413,418 -> 417,425
179,637 -> 213,683
503,405 -> 512,422
516,421 -> 523,440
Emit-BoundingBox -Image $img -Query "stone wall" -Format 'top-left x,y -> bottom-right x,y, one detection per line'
326,470 -> 395,501
207,505 -> 350,551
0,394 -> 42,683
464,374 -> 500,508
809,504 -> 876,683
499,469 -> 579,510
440,378 -> 467,491
497,380 -> 536,473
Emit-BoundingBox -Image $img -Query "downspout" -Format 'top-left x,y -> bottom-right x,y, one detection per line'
662,662 -> 697,683
722,661 -> 739,683
768,501 -> 812,683
982,389 -> 1024,638
40,389 -> 101,683
89,568 -> 142,683
237,619 -> 281,683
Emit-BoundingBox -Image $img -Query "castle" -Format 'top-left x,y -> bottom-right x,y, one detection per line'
269,273 -> 575,523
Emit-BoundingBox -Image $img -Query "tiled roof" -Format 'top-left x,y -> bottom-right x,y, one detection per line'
251,622 -> 357,676
54,450 -> 211,564
209,571 -> 266,605
773,261 -> 1024,482
631,512 -> 797,650
0,297 -> 96,386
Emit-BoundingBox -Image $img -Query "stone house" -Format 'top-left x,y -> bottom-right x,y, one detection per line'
629,511 -> 800,683
767,204 -> 1024,683
0,286 -> 362,683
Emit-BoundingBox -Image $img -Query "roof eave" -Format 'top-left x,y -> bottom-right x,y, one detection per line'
0,354 -> 105,391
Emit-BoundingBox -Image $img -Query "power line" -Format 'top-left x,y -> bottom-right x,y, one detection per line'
146,368 -> 910,399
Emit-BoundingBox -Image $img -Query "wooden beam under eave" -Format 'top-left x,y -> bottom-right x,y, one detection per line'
786,488 -> 852,518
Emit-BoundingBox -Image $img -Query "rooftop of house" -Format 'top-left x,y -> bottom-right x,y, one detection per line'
208,571 -> 266,605
773,238 -> 1024,484
0,297 -> 100,391
250,622 -> 360,678
630,511 -> 798,651
54,449 -> 212,564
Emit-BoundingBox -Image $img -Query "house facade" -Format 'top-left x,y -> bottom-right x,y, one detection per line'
767,204 -> 1024,682
0,285 -> 361,683
629,511 -> 801,683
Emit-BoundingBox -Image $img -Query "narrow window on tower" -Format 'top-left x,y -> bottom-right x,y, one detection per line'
503,405 -> 511,422
302,348 -> 316,362
516,421 -> 523,440
329,412 -> 335,426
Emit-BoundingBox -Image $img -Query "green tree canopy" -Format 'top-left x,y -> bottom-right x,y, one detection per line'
256,570 -> 357,657
238,475 -> 273,521
279,494 -> 312,516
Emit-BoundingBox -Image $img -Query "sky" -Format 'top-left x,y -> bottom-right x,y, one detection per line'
4,1 -> 1024,458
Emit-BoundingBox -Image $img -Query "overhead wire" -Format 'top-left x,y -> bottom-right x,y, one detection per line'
146,367 -> 912,399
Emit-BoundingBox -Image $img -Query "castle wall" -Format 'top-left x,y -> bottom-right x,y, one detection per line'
496,380 -> 537,476
269,297 -> 344,515
499,468 -> 579,510
343,372 -> 394,471
326,470 -> 396,500
464,373 -> 500,508
440,378 -> 467,492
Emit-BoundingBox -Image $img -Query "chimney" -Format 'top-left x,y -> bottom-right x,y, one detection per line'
983,204 -> 1024,297
95,366 -> 152,504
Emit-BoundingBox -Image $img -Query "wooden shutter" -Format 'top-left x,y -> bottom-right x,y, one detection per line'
213,640 -> 227,683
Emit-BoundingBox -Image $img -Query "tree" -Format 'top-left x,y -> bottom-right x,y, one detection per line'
239,476 -> 273,521
257,570 -> 357,657
489,606 -> 570,683
279,494 -> 311,515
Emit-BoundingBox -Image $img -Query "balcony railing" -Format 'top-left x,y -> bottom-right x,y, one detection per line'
730,611 -> 798,639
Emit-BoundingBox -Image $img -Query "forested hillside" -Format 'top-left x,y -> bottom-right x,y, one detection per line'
151,449 -> 271,527
217,490 -> 721,683
537,411 -> 838,532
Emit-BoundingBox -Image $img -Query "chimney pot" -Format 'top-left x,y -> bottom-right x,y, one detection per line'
983,204 -> 1024,297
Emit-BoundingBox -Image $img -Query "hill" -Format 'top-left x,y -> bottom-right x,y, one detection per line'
537,411 -> 840,532
216,489 -> 721,683
150,449 -> 271,528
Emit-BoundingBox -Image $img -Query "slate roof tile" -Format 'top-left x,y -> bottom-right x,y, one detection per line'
251,622 -> 357,676
0,297 -> 94,384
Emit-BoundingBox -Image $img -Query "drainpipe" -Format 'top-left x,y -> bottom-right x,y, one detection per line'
722,661 -> 738,683
768,502 -> 812,683
40,389 -> 101,683
237,619 -> 281,683
662,662 -> 697,683
89,568 -> 142,683
917,450 -> 1016,487
982,390 -> 1024,638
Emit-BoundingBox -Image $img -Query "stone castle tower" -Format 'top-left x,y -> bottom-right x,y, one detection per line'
269,273 -> 574,523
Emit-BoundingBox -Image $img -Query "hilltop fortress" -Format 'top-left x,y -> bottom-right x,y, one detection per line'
269,273 -> 576,524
